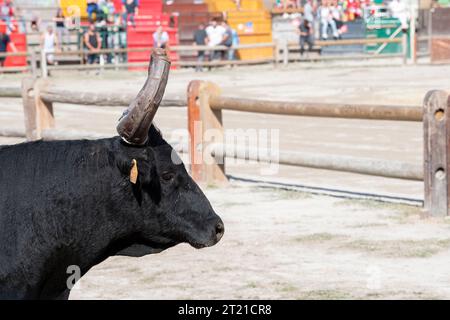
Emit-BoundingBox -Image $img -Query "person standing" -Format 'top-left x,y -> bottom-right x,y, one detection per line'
205,18 -> 226,61
303,0 -> 314,23
298,18 -> 314,57
84,23 -> 101,65
0,0 -> 14,32
220,20 -> 234,61
122,0 -> 139,27
41,24 -> 59,65
0,23 -> 17,67
54,8 -> 68,49
193,22 -> 207,72
152,25 -> 169,49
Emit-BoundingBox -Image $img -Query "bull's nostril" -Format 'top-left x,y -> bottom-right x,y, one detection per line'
215,221 -> 224,241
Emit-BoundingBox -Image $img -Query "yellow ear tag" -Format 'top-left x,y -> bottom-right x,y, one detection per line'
130,159 -> 138,184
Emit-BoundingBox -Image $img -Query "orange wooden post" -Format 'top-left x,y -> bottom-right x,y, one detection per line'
187,80 -> 227,185
187,80 -> 203,182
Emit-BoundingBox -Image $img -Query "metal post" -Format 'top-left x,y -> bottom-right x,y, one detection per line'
274,42 -> 279,67
402,33 -> 408,65
283,40 -> 289,66
423,90 -> 450,217
428,8 -> 433,56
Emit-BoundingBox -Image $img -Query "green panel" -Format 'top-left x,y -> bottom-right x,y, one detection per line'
365,17 -> 406,54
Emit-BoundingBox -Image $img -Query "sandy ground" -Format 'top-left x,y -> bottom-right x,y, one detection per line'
70,185 -> 450,300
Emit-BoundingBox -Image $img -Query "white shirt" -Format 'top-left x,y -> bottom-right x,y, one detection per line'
44,32 -> 55,52
206,25 -> 226,46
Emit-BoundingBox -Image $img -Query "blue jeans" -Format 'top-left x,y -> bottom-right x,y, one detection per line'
321,19 -> 338,39
123,12 -> 135,26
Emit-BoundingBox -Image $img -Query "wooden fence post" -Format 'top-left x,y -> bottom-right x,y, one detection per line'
34,78 -> 54,139
187,80 -> 203,182
423,90 -> 450,217
187,80 -> 227,185
41,50 -> 48,78
30,50 -> 37,77
21,77 -> 38,140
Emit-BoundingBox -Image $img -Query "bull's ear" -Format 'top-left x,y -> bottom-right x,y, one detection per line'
130,159 -> 138,184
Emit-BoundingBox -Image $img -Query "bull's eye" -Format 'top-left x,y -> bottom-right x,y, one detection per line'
161,171 -> 175,182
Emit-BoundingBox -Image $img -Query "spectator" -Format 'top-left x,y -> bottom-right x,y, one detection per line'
122,0 -> 139,27
303,0 -> 314,22
41,24 -> 59,65
87,0 -> 98,22
1,0 -> 15,32
193,23 -> 207,72
298,18 -> 314,57
0,22 -> 16,67
330,0 -> 345,39
389,0 -> 408,31
14,6 -> 25,33
105,0 -> 116,23
319,0 -> 338,40
205,18 -> 226,61
30,11 -> 40,32
220,20 -> 234,61
84,23 -> 101,65
54,8 -> 68,49
153,25 -> 169,49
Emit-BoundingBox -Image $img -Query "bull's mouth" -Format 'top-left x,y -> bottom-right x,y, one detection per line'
115,240 -> 178,257
187,237 -> 219,249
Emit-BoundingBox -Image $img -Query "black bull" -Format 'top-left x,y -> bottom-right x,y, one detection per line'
0,52 -> 224,300
0,126 -> 224,299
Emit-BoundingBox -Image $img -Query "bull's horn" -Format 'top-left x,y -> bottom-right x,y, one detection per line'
116,49 -> 171,145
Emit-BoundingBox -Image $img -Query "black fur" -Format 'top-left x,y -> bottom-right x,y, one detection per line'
0,125 -> 223,299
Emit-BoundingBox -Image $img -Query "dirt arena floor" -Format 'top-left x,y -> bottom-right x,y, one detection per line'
70,186 -> 450,300
2,63 -> 450,299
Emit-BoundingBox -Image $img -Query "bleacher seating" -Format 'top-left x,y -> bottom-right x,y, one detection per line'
126,0 -> 179,70
59,0 -> 180,70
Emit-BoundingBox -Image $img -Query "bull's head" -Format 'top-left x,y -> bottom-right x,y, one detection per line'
114,50 -> 224,257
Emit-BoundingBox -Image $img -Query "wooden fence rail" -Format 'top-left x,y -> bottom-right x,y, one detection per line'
0,37 -> 413,75
8,77 -> 186,141
187,80 -> 450,217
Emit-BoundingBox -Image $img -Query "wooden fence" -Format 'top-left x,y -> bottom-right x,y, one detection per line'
0,37 -> 412,75
15,77 -> 185,141
1,75 -> 446,216
187,80 -> 450,217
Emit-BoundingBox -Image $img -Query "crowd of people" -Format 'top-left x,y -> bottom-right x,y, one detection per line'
1,0 -> 417,70
293,0 -> 411,57
193,18 -> 239,72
